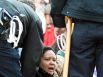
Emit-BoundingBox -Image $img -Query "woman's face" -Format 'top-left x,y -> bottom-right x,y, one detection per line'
40,50 -> 56,75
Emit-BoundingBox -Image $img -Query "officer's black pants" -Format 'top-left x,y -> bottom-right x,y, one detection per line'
69,20 -> 103,77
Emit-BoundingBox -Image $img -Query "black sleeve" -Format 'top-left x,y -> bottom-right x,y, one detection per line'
51,14 -> 66,28
50,0 -> 67,28
36,18 -> 44,42
20,4 -> 44,71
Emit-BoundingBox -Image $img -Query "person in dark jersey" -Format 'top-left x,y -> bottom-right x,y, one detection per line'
0,0 -> 43,77
51,0 -> 103,77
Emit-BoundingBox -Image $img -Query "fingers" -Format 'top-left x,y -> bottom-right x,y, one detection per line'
54,27 -> 66,37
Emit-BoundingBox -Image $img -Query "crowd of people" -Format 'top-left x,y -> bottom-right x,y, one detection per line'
0,0 -> 100,77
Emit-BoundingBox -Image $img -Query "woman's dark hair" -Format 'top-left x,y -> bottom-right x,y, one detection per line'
37,47 -> 55,65
42,46 -> 55,57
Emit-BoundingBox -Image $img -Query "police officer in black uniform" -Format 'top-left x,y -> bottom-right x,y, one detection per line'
51,0 -> 103,77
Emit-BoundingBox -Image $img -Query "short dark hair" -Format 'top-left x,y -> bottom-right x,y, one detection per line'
37,46 -> 55,65
42,46 -> 55,56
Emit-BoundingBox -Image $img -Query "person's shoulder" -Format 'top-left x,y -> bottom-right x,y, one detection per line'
6,0 -> 25,10
7,0 -> 22,5
8,0 -> 34,16
7,0 -> 28,9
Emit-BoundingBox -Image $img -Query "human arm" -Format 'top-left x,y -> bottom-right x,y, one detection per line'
19,4 -> 44,76
50,0 -> 67,36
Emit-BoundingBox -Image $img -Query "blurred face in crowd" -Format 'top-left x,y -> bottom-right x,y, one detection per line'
40,49 -> 56,75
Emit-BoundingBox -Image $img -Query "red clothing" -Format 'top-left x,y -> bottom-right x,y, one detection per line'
43,24 -> 56,47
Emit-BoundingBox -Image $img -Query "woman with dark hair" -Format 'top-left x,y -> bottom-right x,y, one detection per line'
35,47 -> 57,77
